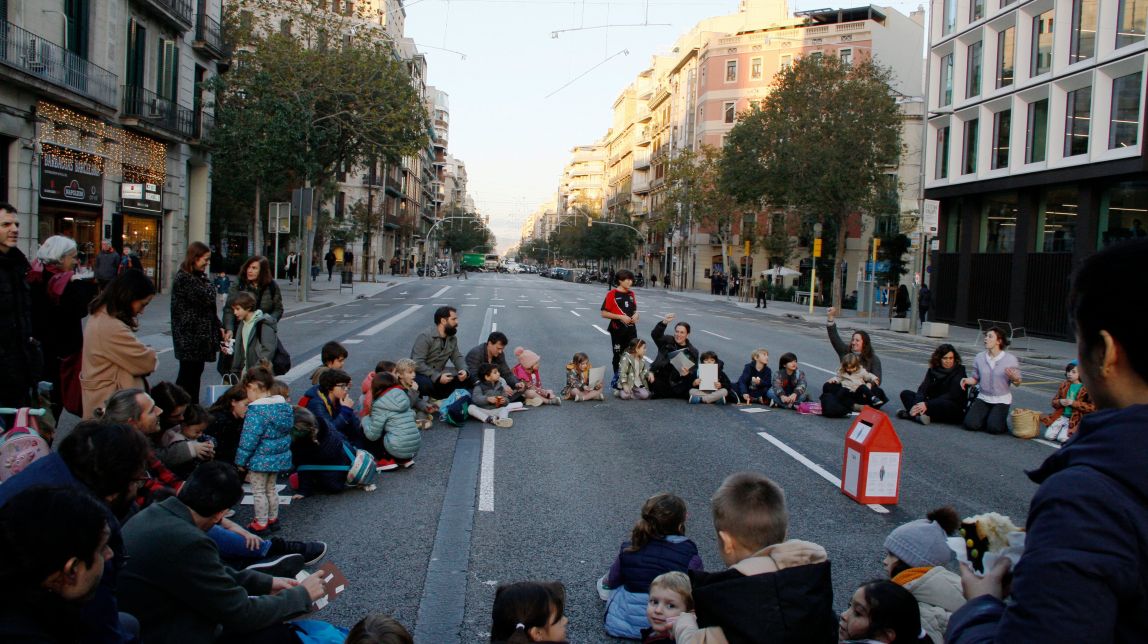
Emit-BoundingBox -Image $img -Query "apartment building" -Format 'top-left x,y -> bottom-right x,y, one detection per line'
924,0 -> 1147,338
557,140 -> 607,216
1,0 -> 222,290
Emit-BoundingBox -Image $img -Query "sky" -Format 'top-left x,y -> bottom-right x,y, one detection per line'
402,0 -> 926,253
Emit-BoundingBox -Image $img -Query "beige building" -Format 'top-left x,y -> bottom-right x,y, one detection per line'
557,139 -> 607,216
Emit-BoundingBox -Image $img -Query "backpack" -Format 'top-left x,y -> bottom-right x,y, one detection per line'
439,389 -> 472,427
0,408 -> 51,482
257,320 -> 292,376
295,442 -> 378,488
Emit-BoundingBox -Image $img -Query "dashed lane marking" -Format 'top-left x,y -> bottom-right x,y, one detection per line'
342,339 -> 364,344
701,330 -> 732,340
591,325 -> 610,336
479,428 -> 496,512
570,311 -> 582,317
756,431 -> 889,514
358,304 -> 423,337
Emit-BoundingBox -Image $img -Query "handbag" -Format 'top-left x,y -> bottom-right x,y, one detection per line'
59,353 -> 84,416
202,373 -> 239,407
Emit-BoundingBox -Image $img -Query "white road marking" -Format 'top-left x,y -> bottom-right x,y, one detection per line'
740,408 -> 770,413
479,428 -> 496,512
701,330 -> 732,340
358,304 -> 423,337
518,305 -> 534,308
282,355 -> 323,384
546,306 -> 561,309
574,307 -> 590,310
431,286 -> 451,298
462,304 -> 477,307
644,356 -> 653,364
1033,438 -> 1062,449
570,310 -> 581,317
803,362 -> 838,376
492,322 -> 497,332
591,325 -> 610,336
756,431 -> 889,514
341,339 -> 364,344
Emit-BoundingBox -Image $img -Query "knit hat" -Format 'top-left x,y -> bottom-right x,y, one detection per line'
514,346 -> 540,369
884,519 -> 954,568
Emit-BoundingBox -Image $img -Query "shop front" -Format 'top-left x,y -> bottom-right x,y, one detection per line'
116,180 -> 164,285
37,143 -> 104,267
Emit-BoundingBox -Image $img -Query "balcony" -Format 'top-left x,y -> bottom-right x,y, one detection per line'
121,85 -> 197,139
633,150 -> 651,169
0,20 -> 118,108
137,0 -> 195,32
194,13 -> 227,59
385,175 -> 402,197
194,109 -> 214,141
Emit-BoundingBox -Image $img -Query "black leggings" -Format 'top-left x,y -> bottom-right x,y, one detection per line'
176,360 -> 206,403
609,326 -> 637,375
964,399 -> 1011,434
898,390 -> 965,424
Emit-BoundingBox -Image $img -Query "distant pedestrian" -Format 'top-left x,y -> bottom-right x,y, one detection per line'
651,274 -> 657,288
0,203 -> 37,409
284,251 -> 298,285
960,327 -> 1022,435
755,272 -> 769,308
220,256 -> 283,334
212,272 -> 230,306
918,284 -> 931,325
898,344 -> 967,425
344,250 -> 354,275
601,269 -> 639,389
171,242 -> 224,403
325,250 -> 336,281
94,239 -> 120,289
118,245 -> 142,274
378,256 -> 385,279
390,256 -> 399,276
80,270 -> 158,418
663,273 -> 669,289
894,283 -> 911,318
311,253 -> 321,281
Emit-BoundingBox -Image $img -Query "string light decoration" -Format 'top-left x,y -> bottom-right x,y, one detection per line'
35,101 -> 167,185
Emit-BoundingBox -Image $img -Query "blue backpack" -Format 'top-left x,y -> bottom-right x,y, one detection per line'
439,389 -> 471,427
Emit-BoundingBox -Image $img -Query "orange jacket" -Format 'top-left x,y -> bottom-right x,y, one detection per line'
1040,380 -> 1095,437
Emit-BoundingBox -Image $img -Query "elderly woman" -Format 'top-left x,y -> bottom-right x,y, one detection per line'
25,235 -> 98,416
220,256 -> 283,334
79,270 -> 158,418
171,241 -> 224,401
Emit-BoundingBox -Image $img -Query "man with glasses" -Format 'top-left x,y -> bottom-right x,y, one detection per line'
302,368 -> 371,461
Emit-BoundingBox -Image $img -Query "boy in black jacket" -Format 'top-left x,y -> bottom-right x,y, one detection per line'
673,472 -> 837,644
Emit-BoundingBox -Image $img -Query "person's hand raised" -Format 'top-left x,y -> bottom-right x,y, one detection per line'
663,313 -> 676,324
827,307 -> 838,323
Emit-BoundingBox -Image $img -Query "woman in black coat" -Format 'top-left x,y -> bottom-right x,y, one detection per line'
220,255 -> 284,333
898,343 -> 967,425
171,242 -> 223,402
205,383 -> 249,465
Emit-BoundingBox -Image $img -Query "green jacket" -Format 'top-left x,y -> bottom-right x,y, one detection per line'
118,497 -> 311,642
363,386 -> 421,459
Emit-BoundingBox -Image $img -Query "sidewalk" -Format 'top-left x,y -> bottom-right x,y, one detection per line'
660,288 -> 1077,367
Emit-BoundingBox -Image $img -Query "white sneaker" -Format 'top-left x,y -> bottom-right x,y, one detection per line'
525,397 -> 544,407
1043,423 -> 1060,441
1055,423 -> 1071,443
491,417 -> 513,428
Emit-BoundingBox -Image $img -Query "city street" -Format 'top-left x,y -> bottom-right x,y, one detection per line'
144,273 -> 1074,641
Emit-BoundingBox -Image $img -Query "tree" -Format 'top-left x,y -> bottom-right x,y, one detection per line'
876,231 -> 912,287
441,210 -> 493,257
720,55 -> 903,308
662,146 -> 741,277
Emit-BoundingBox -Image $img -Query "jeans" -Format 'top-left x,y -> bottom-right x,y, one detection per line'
208,524 -> 271,560
766,389 -> 810,409
964,398 -> 1011,434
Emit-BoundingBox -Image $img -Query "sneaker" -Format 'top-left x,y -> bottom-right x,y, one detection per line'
491,417 -> 513,428
547,397 -> 561,406
375,457 -> 399,472
416,418 -> 433,430
401,459 -> 415,469
267,538 -> 329,566
689,395 -> 702,404
247,521 -> 272,536
1043,424 -> 1059,441
870,396 -> 886,409
244,553 -> 305,577
918,414 -> 931,426
896,410 -> 910,420
716,397 -> 727,405
525,397 -> 544,407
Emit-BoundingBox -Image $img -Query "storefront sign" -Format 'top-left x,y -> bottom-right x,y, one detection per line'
40,144 -> 103,206
121,182 -> 163,214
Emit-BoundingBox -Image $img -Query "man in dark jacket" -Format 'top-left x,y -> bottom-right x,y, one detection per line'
118,462 -> 327,643
410,306 -> 472,399
0,204 -> 36,408
94,239 -> 120,288
465,331 -> 521,389
649,313 -> 699,400
325,250 -> 336,280
947,238 -> 1148,643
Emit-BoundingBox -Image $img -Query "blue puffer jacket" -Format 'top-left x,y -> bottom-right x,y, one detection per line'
304,385 -> 364,446
604,536 -> 702,639
362,386 -> 421,459
236,396 -> 294,472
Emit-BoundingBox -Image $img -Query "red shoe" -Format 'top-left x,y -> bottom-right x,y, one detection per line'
248,521 -> 271,536
375,457 -> 398,471
288,473 -> 300,491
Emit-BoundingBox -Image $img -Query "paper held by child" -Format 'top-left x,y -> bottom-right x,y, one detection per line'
697,364 -> 719,391
669,349 -> 694,373
587,366 -> 606,389
295,562 -> 349,611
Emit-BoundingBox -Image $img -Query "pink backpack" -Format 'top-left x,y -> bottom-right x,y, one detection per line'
0,408 -> 51,483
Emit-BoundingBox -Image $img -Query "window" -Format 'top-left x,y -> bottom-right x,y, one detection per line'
943,0 -> 957,34
809,51 -> 824,61
940,53 -> 954,106
967,41 -> 983,98
779,54 -> 792,69
1110,72 -> 1143,149
996,27 -> 1014,88
1064,86 -> 1092,156
279,19 -> 292,36
1070,0 -> 1097,64
1032,11 -> 1053,76
992,109 -> 1011,169
725,60 -> 737,82
157,38 -> 178,101
840,48 -> 853,66
963,119 -> 979,174
1101,180 -> 1148,246
936,126 -> 951,178
1117,0 -> 1147,48
751,57 -> 762,80
335,192 -> 346,219
971,0 -> 985,21
1026,98 -> 1049,163
126,20 -> 146,89
1039,187 -> 1078,252
983,194 -> 1018,253
724,102 -> 736,124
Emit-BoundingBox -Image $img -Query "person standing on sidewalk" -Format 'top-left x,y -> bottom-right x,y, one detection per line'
755,272 -> 769,309
918,284 -> 931,326
284,251 -> 298,285
93,239 -> 120,290
221,257 -> 283,334
171,242 -> 224,403
325,250 -> 336,281
601,269 -> 639,390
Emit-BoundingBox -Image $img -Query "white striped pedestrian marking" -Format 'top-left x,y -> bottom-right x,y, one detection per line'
358,304 -> 423,337
479,428 -> 496,512
591,325 -> 609,336
282,356 -> 323,384
492,322 -> 497,332
756,431 -> 888,514
701,330 -> 732,340
570,310 -> 581,317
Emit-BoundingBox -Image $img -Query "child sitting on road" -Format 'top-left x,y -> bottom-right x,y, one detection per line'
395,358 -> 438,429
1040,359 -> 1094,443
236,366 -> 294,535
820,352 -> 886,418
513,346 -> 560,405
838,580 -> 931,644
672,472 -> 837,643
289,406 -> 365,496
159,403 -> 214,479
490,581 -> 568,643
310,341 -> 349,386
616,338 -> 654,400
768,353 -> 811,409
688,351 -> 735,405
882,507 -> 965,643
602,493 -> 703,639
362,372 -> 420,469
643,572 -> 693,643
736,349 -> 773,405
359,360 -> 396,418
473,363 -> 521,410
346,614 -> 413,644
563,352 -> 605,402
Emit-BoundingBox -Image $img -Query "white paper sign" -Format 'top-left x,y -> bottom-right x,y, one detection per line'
865,452 -> 901,498
849,420 -> 874,443
697,364 -> 719,391
843,448 -> 861,497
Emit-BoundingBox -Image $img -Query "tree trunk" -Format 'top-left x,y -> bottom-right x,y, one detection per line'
833,216 -> 847,310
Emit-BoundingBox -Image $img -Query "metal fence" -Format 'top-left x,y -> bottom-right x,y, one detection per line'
0,20 -> 118,107
122,85 -> 196,139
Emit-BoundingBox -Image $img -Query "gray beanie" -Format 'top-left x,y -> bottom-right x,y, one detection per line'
884,519 -> 954,568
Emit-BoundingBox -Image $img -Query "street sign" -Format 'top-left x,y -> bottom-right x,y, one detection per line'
268,202 -> 291,234
922,199 -> 940,234
813,238 -> 823,258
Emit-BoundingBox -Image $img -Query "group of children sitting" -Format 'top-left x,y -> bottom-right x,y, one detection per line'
490,472 -> 955,643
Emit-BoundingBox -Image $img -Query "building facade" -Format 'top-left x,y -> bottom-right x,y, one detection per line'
1,0 -> 221,290
923,0 -> 1147,337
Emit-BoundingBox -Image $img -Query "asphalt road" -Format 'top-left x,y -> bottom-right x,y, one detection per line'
147,273 -> 1067,641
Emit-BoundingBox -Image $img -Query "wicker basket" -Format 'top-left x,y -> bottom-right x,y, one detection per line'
1010,408 -> 1042,439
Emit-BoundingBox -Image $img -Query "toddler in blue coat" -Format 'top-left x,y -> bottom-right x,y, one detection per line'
602,493 -> 704,639
236,366 -> 293,535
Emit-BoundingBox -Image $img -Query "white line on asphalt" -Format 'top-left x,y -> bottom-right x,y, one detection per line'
156,348 -> 173,355
546,306 -> 561,309
431,286 -> 451,298
492,322 -> 498,332
518,305 -> 534,308
282,355 -> 324,384
480,307 -> 494,344
756,431 -> 889,514
570,310 -> 581,317
803,362 -> 838,376
479,428 -> 496,512
591,325 -> 610,336
462,304 -> 477,307
574,307 -> 590,310
341,339 -> 364,344
1033,438 -> 1062,449
358,304 -> 423,337
701,330 -> 732,340
644,356 -> 653,364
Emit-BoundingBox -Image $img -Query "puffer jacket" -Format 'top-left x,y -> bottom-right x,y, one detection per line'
171,269 -> 221,362
897,566 -> 965,644
235,396 -> 294,472
604,535 -> 703,639
618,352 -> 650,391
362,386 -> 421,459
